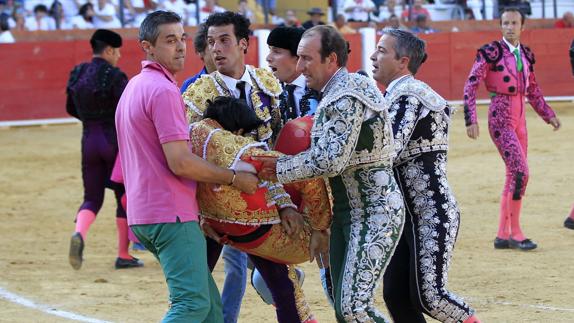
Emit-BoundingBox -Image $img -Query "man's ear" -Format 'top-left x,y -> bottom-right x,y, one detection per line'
237,128 -> 245,136
239,38 -> 248,51
328,52 -> 338,66
399,56 -> 410,71
141,40 -> 151,54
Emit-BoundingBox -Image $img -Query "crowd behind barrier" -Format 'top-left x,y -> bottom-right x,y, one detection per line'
1,26 -> 573,123
1,0 -> 573,43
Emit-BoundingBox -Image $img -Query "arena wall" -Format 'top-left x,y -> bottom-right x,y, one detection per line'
1,28 -> 573,122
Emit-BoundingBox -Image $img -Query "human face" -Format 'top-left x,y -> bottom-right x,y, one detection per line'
296,34 -> 336,91
104,47 -> 121,66
266,46 -> 299,83
370,34 -> 408,86
208,24 -> 247,79
200,49 -> 217,74
142,22 -> 187,75
500,11 -> 523,46
311,13 -> 322,23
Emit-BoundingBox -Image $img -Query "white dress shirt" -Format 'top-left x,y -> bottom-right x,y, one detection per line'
218,67 -> 254,108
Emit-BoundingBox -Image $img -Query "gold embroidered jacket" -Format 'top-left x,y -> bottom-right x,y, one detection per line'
182,65 -> 283,147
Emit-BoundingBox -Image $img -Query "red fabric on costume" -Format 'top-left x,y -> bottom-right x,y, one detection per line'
274,116 -> 314,208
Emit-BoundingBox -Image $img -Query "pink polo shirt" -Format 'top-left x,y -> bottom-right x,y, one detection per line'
115,60 -> 199,225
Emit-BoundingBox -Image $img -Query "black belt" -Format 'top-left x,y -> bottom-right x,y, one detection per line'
227,224 -> 272,243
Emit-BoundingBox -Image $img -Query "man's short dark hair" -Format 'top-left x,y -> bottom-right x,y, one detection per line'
78,3 -> 93,17
34,4 -> 48,14
139,10 -> 182,46
380,27 -> 427,74
204,11 -> 251,52
204,96 -> 263,133
500,7 -> 526,25
194,23 -> 208,54
302,25 -> 348,67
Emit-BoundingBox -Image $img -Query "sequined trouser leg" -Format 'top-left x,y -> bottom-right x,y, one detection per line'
383,152 -> 475,323
329,165 -> 404,323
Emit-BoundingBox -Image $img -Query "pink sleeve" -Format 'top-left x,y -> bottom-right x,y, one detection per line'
463,51 -> 489,126
150,88 -> 190,144
526,71 -> 556,123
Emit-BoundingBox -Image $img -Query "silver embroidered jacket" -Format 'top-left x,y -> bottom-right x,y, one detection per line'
386,75 -> 451,165
276,68 -> 395,184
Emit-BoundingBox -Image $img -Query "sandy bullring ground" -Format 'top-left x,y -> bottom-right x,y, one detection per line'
0,103 -> 573,322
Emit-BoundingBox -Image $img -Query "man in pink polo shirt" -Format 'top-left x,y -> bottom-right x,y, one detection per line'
115,11 -> 258,322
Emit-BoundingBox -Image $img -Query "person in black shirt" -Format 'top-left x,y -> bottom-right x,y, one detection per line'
66,29 -> 142,270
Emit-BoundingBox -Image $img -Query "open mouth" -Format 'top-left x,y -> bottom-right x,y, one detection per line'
215,56 -> 226,64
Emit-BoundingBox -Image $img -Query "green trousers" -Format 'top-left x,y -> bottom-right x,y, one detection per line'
132,220 -> 224,323
328,166 -> 405,323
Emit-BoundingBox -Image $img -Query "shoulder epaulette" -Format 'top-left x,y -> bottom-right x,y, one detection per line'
248,66 -> 282,97
388,77 -> 447,112
182,74 -> 224,119
478,41 -> 503,64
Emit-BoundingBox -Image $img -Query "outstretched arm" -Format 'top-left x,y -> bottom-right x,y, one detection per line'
274,96 -> 367,184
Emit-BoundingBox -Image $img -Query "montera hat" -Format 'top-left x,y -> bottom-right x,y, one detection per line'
267,26 -> 304,56
307,7 -> 325,16
90,29 -> 122,48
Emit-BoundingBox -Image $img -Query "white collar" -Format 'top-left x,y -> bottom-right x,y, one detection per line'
503,37 -> 520,53
321,67 -> 343,94
289,74 -> 307,88
386,74 -> 411,93
218,66 -> 253,91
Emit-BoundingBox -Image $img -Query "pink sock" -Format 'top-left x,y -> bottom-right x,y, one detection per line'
569,204 -> 574,220
496,194 -> 510,239
74,209 -> 96,240
464,314 -> 481,323
120,194 -> 127,211
509,194 -> 526,241
116,218 -> 132,259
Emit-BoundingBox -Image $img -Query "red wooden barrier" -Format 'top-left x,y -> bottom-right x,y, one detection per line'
1,29 -> 573,122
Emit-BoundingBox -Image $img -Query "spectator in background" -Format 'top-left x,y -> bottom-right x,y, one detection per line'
279,9 -> 301,27
0,13 -> 14,43
386,13 -> 407,30
25,4 -> 55,30
0,0 -> 10,17
93,0 -> 121,29
183,0 -> 199,26
410,13 -> 437,34
59,0 -> 83,20
70,2 -> 95,29
49,0 -> 70,29
376,0 -> 400,22
401,0 -> 430,22
9,7 -> 25,31
269,8 -> 284,25
343,0 -> 376,22
237,0 -> 254,23
331,13 -> 356,34
199,0 -> 226,23
555,11 -> 574,28
161,0 -> 187,21
302,7 -> 325,29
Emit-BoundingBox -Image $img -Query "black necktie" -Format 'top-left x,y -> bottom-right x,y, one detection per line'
236,81 -> 247,103
285,84 -> 298,120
